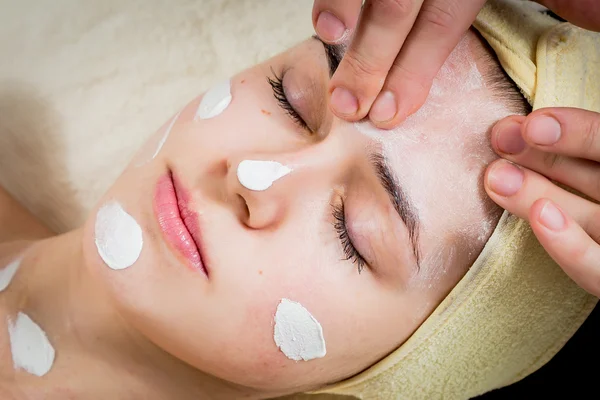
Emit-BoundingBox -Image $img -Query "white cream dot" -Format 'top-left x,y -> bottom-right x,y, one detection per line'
94,201 -> 143,270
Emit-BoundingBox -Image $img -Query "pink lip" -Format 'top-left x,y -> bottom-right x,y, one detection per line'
154,172 -> 208,277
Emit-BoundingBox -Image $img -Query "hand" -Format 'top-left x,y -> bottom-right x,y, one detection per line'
485,108 -> 600,297
312,0 -> 600,129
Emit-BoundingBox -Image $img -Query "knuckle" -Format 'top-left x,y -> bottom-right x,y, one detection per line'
541,152 -> 564,171
388,62 -> 429,92
582,116 -> 600,156
583,207 -> 600,242
420,0 -> 458,31
343,50 -> 387,81
371,0 -> 415,19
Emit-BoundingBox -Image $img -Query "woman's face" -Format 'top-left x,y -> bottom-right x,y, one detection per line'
82,32 -> 510,394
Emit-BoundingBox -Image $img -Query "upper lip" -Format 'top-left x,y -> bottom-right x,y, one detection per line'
172,172 -> 209,275
155,170 -> 209,277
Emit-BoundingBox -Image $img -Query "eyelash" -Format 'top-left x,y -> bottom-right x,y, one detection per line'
267,69 -> 364,273
267,69 -> 310,131
332,199 -> 367,274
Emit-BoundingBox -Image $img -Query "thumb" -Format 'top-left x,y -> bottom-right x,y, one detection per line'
535,0 -> 600,31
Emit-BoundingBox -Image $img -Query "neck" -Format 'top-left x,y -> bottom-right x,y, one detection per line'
2,231 -> 261,400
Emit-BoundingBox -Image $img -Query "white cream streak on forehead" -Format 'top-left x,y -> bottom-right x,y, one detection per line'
0,255 -> 23,292
195,80 -> 232,120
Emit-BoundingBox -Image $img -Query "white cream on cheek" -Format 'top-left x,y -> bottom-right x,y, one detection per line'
273,298 -> 326,361
0,256 -> 22,292
8,312 -> 55,377
195,80 -> 232,120
237,160 -> 292,191
94,201 -> 143,270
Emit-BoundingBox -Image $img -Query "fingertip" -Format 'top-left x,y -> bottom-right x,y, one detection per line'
492,117 -> 526,156
329,86 -> 362,120
522,113 -> 562,147
315,11 -> 348,44
369,91 -> 397,126
534,198 -> 568,233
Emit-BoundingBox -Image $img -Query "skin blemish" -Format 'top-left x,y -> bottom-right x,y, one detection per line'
261,109 -> 272,116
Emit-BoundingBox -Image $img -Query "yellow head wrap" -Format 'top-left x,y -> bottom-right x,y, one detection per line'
295,1 -> 600,398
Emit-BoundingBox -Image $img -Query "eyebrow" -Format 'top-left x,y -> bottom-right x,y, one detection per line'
313,35 -> 422,269
370,153 -> 421,269
312,35 -> 344,77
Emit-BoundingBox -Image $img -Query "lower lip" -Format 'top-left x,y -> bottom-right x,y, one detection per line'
154,172 -> 208,276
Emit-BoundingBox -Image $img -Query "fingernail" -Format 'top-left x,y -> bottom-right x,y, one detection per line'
527,115 -> 561,145
487,161 -> 524,197
331,87 -> 358,116
370,91 -> 397,123
539,200 -> 566,231
495,120 -> 526,154
316,11 -> 346,43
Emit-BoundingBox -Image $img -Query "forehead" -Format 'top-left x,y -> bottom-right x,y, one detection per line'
351,33 -> 512,277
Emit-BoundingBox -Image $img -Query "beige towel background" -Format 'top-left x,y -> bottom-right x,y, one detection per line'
0,0 -> 313,232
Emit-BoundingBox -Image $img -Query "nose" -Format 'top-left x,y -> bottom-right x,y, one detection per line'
225,155 -> 297,230
225,143 -> 351,229
236,160 -> 292,192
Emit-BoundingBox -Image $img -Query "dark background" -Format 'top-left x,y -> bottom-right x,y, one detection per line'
474,302 -> 599,398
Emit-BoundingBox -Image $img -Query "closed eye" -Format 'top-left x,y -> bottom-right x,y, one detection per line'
267,67 -> 311,132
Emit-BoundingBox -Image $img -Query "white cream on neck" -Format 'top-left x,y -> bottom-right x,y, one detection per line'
237,160 -> 292,191
195,80 -> 232,120
0,255 -> 22,292
94,201 -> 143,270
8,312 -> 55,377
273,298 -> 326,361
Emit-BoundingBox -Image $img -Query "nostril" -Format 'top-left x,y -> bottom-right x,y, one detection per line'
238,194 -> 250,221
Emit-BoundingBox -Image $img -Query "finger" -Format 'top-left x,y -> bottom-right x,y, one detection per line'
329,0 -> 425,122
484,159 -> 600,234
312,0 -> 363,43
517,108 -> 600,162
370,0 -> 487,127
535,0 -> 600,32
529,198 -> 600,297
492,116 -> 600,201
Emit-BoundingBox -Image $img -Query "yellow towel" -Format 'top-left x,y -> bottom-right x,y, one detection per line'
297,1 -> 600,399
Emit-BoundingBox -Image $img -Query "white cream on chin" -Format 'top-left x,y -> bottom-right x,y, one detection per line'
0,256 -> 22,292
237,160 -> 292,191
94,201 -> 143,270
273,298 -> 326,361
195,80 -> 232,119
8,312 -> 55,377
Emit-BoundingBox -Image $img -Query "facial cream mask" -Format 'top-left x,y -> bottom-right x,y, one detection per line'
0,256 -> 22,292
195,80 -> 232,119
237,160 -> 292,191
152,111 -> 180,160
94,201 -> 143,270
274,298 -> 326,361
8,312 -> 55,377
